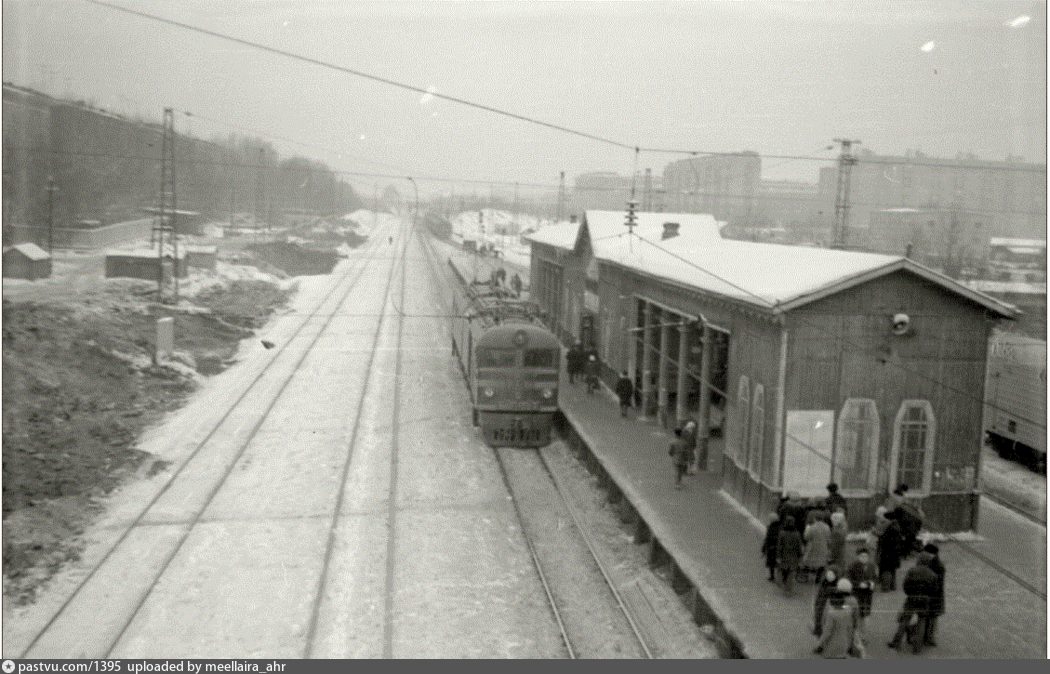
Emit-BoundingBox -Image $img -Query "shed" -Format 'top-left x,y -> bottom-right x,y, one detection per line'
2,243 -> 52,280
105,249 -> 188,282
528,209 -> 1018,532
183,245 -> 218,271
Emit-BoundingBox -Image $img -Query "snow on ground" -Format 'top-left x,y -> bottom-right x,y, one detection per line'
449,209 -> 549,269
341,209 -> 397,238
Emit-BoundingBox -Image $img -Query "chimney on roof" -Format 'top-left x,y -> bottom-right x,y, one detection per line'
569,214 -> 578,224
661,222 -> 680,240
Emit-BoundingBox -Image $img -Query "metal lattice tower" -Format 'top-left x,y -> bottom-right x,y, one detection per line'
832,138 -> 860,249
152,107 -> 179,300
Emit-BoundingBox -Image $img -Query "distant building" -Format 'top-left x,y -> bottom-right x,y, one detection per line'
662,152 -> 761,225
2,242 -> 51,280
752,180 -> 824,241
866,207 -> 988,276
818,149 -> 1047,241
963,279 -> 1046,339
987,237 -> 1047,279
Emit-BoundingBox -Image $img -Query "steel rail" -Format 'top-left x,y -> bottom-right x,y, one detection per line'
99,223 -> 403,657
535,448 -> 656,658
300,223 -> 406,656
18,229 -> 392,659
490,449 -> 577,659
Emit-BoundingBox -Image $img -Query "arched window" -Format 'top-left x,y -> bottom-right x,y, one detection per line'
735,376 -> 750,467
835,399 -> 880,492
748,384 -> 765,478
892,401 -> 936,495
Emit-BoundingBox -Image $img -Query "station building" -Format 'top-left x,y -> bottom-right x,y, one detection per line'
527,210 -> 1018,532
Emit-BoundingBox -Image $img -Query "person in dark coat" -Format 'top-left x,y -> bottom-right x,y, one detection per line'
825,482 -> 848,516
510,273 -> 523,297
888,553 -> 939,653
923,544 -> 946,647
813,565 -> 842,637
584,354 -> 600,394
614,371 -> 634,417
760,512 -> 781,582
668,428 -> 693,489
846,548 -> 878,630
776,515 -> 804,596
566,342 -> 584,384
895,500 -> 925,556
878,510 -> 905,591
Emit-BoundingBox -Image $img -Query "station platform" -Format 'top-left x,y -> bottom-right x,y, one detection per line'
437,237 -> 1046,658
556,376 -> 1047,659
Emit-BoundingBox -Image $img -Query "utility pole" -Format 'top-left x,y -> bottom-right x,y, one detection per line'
556,170 -> 566,222
46,176 -> 57,254
832,138 -> 861,249
255,147 -> 265,241
153,108 -> 178,301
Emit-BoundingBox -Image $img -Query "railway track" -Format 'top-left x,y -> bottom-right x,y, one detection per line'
18,222 -> 401,658
492,446 -> 654,658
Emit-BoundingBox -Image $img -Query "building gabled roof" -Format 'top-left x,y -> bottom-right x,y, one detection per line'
593,227 -> 1017,318
523,220 -> 580,251
990,237 -> 1047,249
3,243 -> 51,261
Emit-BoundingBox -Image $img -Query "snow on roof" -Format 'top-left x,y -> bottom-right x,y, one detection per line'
583,210 -> 724,254
596,232 -> 1016,317
1006,247 -> 1044,256
990,237 -> 1047,249
4,243 -> 50,261
524,220 -> 580,250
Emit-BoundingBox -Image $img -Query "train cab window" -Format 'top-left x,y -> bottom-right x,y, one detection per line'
523,349 -> 557,368
477,348 -> 517,368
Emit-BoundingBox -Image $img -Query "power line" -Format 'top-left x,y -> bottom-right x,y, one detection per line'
80,0 -> 634,151
627,234 -> 1046,432
79,1 -> 1046,175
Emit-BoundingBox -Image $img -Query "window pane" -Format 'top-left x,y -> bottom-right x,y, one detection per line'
836,400 -> 878,491
478,348 -> 517,368
523,349 -> 556,368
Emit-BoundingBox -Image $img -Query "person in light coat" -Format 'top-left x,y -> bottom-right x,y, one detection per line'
801,512 -> 832,583
814,593 -> 856,659
829,510 -> 850,569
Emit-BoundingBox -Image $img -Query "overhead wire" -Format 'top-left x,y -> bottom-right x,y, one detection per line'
79,0 -> 1046,175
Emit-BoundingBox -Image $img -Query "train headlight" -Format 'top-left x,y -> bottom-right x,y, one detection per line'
483,387 -> 495,398
541,388 -> 554,399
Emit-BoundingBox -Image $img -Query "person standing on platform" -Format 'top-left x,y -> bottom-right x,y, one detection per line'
878,511 -> 905,591
825,483 -> 848,516
888,553 -> 939,653
614,371 -> 634,417
761,512 -> 781,582
584,353 -> 600,394
566,341 -> 583,384
922,544 -> 946,647
829,511 -> 849,570
846,548 -> 878,637
813,566 -> 841,637
668,428 -> 693,489
510,272 -> 523,297
776,516 -> 804,596
814,592 -> 856,658
801,512 -> 832,584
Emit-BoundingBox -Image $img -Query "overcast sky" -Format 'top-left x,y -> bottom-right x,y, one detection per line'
3,0 -> 1046,197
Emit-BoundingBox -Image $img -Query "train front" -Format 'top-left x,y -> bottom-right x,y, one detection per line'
473,324 -> 560,448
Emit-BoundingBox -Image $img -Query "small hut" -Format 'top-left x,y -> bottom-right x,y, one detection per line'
2,243 -> 52,280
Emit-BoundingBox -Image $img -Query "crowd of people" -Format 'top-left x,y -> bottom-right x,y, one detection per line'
762,483 -> 947,657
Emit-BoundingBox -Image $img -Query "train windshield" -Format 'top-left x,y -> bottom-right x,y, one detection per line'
523,349 -> 557,368
477,348 -> 517,368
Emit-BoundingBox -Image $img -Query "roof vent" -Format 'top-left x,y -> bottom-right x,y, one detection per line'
662,222 -> 680,240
